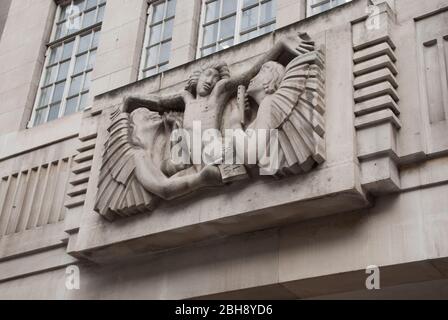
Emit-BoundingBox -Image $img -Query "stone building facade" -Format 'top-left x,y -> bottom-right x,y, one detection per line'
0,0 -> 447,299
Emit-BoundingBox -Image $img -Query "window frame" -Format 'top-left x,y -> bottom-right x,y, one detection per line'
29,0 -> 106,128
139,0 -> 177,80
306,0 -> 352,17
197,0 -> 277,58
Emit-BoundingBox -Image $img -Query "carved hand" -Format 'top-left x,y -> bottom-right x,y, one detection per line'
199,165 -> 223,187
281,32 -> 315,57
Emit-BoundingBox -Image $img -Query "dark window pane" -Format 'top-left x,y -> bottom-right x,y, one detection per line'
202,46 -> 216,57
152,2 -> 165,23
163,19 -> 174,40
55,22 -> 67,39
241,6 -> 259,31
166,0 -> 177,18
83,72 -> 91,91
74,53 -> 88,74
222,0 -> 237,16
85,0 -> 97,11
52,81 -> 66,103
205,0 -> 220,22
203,23 -> 218,46
44,66 -> 57,85
218,38 -> 234,51
145,45 -> 159,68
65,96 -> 79,115
243,0 -> 258,8
57,61 -> 70,81
79,92 -> 90,110
39,87 -> 52,107
87,49 -> 96,70
96,4 -> 105,22
34,108 -> 47,126
149,23 -> 162,45
260,0 -> 275,24
49,45 -> 62,64
92,31 -> 100,48
47,103 -> 61,121
61,41 -> 74,60
82,9 -> 96,28
60,5 -> 70,21
219,15 -> 236,40
159,41 -> 171,63
69,75 -> 83,96
78,33 -> 92,53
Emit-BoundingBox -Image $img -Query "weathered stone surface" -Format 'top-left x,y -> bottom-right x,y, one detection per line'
0,0 -> 448,300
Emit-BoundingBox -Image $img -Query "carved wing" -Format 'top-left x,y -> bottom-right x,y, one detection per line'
95,111 -> 159,221
270,51 -> 326,174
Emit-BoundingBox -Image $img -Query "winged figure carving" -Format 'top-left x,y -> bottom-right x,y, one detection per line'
94,32 -> 326,220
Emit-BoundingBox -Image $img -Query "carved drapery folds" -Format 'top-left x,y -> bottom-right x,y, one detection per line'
94,33 -> 326,220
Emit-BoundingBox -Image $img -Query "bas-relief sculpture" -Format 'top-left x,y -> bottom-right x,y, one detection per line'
95,33 -> 326,220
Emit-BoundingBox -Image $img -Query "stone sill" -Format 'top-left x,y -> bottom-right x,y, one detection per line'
0,221 -> 67,262
72,161 -> 370,263
0,112 -> 82,161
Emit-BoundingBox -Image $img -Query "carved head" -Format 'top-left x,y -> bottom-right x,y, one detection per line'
186,61 -> 230,97
129,108 -> 163,148
247,61 -> 285,101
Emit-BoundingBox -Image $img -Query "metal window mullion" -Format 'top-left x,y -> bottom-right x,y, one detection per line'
215,0 -> 224,51
29,45 -> 54,128
77,72 -> 88,111
29,2 -> 65,127
234,0 -> 244,45
218,35 -> 234,43
59,33 -> 81,117
157,1 -> 170,67
139,4 -> 153,79
93,4 -> 100,23
197,0 -> 208,58
43,59 -> 63,123
49,5 -> 63,43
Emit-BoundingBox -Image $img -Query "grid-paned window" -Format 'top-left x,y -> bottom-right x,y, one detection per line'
31,0 -> 106,127
140,0 -> 177,79
199,0 -> 276,57
307,0 -> 352,17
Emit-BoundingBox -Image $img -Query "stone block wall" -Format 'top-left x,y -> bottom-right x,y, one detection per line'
0,0 -> 448,299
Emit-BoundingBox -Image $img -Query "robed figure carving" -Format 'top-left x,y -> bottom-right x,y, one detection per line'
94,33 -> 326,220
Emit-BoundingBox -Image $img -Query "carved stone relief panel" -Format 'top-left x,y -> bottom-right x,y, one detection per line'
94,33 -> 327,220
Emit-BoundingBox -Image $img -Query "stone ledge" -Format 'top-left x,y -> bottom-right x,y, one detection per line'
0,112 -> 82,161
353,54 -> 398,77
360,156 -> 400,194
71,162 -> 370,263
354,81 -> 399,103
355,109 -> 402,130
0,222 -> 67,261
0,246 -> 76,283
354,67 -> 398,90
355,95 -> 400,116
353,41 -> 396,64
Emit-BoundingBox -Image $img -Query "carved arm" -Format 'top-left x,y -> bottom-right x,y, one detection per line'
223,33 -> 315,93
123,92 -> 186,114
